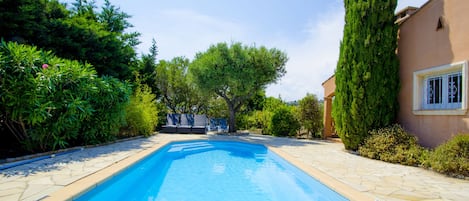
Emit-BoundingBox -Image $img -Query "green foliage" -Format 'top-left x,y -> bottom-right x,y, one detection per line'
155,57 -> 208,114
207,96 -> 229,119
243,90 -> 267,113
333,0 -> 400,150
358,125 -> 427,166
0,42 -> 130,151
0,41 -> 55,143
234,90 -> 266,130
270,107 -> 300,137
79,76 -> 130,144
359,126 -> 468,178
124,83 -> 158,137
99,0 -> 131,33
31,56 -> 97,150
138,38 -> 159,95
298,94 -> 323,138
190,42 -> 287,132
0,0 -> 140,80
429,135 -> 469,177
259,97 -> 286,134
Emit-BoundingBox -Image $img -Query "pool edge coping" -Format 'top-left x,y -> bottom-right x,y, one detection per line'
43,140 -> 173,201
267,146 -> 374,201
44,138 -> 374,201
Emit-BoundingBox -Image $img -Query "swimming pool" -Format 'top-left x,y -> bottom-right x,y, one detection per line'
76,140 -> 348,201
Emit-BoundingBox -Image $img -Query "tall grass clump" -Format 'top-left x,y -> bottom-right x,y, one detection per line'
124,83 -> 159,136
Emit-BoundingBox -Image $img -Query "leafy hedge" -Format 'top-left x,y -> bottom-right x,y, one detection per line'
0,42 -> 131,151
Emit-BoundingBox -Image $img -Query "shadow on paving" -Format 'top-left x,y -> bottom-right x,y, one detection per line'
0,138 -> 154,177
207,133 -> 338,148
0,134 -> 341,177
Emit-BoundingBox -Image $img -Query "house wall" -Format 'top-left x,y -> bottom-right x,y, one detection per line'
322,76 -> 335,137
397,0 -> 469,147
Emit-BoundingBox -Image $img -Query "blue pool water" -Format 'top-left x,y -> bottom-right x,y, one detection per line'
77,141 -> 348,201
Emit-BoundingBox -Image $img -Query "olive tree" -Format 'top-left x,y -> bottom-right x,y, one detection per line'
189,42 -> 287,132
155,56 -> 208,114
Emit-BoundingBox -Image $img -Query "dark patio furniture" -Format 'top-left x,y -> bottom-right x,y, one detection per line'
160,114 -> 180,133
191,114 -> 208,134
177,114 -> 193,133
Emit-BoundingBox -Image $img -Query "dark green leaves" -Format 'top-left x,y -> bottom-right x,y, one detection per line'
333,0 -> 400,150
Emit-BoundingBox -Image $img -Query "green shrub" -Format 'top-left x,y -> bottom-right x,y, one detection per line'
358,124 -> 426,166
428,135 -> 469,177
259,97 -> 286,134
297,94 -> 323,138
155,101 -> 167,129
269,107 -> 300,137
0,41 -> 130,151
124,84 -> 158,136
79,76 -> 131,144
31,58 -> 98,150
239,110 -> 265,131
0,42 -> 52,144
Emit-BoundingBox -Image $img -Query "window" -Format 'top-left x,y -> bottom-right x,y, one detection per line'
413,61 -> 468,115
423,72 -> 461,110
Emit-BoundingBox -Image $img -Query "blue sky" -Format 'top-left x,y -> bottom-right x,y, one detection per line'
63,0 -> 428,101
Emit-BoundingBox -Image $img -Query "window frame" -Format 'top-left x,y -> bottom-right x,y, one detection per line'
413,60 -> 468,115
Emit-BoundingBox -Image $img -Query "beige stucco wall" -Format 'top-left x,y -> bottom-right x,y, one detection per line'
397,0 -> 469,147
322,76 -> 335,137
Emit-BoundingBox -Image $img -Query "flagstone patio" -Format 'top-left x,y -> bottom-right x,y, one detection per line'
0,134 -> 468,201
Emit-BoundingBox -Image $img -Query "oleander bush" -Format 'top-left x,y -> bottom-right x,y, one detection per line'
124,83 -> 159,137
0,42 -> 130,151
428,134 -> 469,178
79,76 -> 130,144
358,124 -> 427,166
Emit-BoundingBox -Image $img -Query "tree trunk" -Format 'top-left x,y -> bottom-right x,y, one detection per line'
228,103 -> 236,133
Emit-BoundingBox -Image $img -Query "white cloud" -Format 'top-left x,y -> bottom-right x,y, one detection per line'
266,7 -> 344,101
138,9 -> 247,60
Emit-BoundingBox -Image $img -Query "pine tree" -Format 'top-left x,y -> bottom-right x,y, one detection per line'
333,0 -> 400,150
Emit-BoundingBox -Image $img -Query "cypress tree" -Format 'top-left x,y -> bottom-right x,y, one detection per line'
333,0 -> 400,150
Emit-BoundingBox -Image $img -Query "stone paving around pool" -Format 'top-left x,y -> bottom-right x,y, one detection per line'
0,133 -> 468,201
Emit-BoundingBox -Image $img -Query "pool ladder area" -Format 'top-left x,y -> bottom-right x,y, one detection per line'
254,153 -> 267,162
167,141 -> 267,162
167,142 -> 215,153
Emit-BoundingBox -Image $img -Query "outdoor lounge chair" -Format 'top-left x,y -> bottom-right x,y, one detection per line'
191,114 -> 208,134
218,118 -> 229,132
177,114 -> 193,133
208,118 -> 217,132
160,114 -> 180,133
